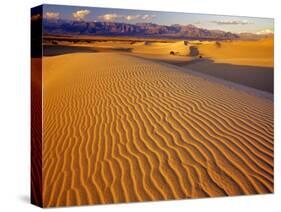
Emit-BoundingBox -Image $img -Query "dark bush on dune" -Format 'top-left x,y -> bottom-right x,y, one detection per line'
189,46 -> 199,56
215,41 -> 222,48
170,51 -> 175,55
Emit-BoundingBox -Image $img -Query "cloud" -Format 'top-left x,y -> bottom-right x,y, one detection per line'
256,29 -> 274,35
212,20 -> 253,25
125,15 -> 141,21
72,10 -> 90,20
98,13 -> 156,22
44,12 -> 60,20
98,13 -> 123,21
141,14 -> 156,21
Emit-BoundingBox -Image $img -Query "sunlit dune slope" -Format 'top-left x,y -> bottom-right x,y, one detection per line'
42,52 -> 273,207
197,38 -> 274,67
63,40 -> 190,56
132,41 -> 189,55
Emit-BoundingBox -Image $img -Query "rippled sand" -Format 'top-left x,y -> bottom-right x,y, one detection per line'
42,52 -> 273,207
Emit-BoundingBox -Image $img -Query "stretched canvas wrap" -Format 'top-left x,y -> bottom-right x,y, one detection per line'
31,4 -> 274,208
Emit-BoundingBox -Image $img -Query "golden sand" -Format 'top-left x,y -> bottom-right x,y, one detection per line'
197,38 -> 274,67
42,52 -> 273,207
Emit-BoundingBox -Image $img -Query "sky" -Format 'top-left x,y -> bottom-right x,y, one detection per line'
43,4 -> 274,34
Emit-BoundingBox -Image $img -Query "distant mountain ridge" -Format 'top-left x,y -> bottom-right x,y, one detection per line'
43,19 -> 240,40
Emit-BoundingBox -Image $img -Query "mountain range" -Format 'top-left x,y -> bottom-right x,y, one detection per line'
42,19 -> 272,40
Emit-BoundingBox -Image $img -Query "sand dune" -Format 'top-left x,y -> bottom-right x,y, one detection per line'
42,52 -> 273,207
180,39 -> 274,93
47,40 -> 190,56
44,37 -> 274,68
197,38 -> 274,67
132,41 -> 189,55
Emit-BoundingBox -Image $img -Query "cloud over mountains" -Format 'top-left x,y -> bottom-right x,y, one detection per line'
212,20 -> 253,25
44,12 -> 60,20
72,10 -> 90,20
97,13 -> 156,22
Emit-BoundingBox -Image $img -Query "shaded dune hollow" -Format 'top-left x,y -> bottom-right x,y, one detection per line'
42,52 -> 273,207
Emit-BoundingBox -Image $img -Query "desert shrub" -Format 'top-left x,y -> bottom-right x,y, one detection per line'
215,41 -> 221,48
189,46 -> 199,56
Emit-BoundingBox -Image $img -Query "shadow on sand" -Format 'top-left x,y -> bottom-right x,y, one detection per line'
183,58 -> 273,93
130,54 -> 273,93
43,45 -> 97,56
43,45 -> 132,56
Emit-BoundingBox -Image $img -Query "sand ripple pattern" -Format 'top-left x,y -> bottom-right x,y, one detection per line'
42,53 -> 273,207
